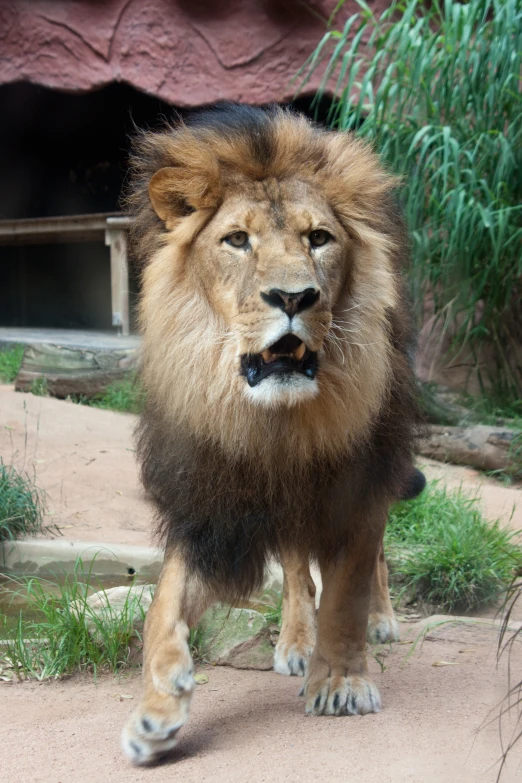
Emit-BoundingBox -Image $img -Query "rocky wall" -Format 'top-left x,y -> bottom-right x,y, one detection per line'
0,0 -> 388,105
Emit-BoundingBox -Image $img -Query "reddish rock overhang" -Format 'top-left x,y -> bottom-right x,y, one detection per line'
0,0 -> 388,106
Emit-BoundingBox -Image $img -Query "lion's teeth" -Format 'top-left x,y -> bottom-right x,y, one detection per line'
261,350 -> 273,363
294,343 -> 306,360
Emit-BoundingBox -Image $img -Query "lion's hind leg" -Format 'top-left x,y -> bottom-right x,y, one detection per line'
274,549 -> 316,677
122,550 -> 212,765
367,540 -> 400,645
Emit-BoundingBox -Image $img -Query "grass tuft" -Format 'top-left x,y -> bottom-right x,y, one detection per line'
0,346 -> 24,384
30,377 -> 48,397
90,375 -> 144,414
0,460 -> 46,542
71,374 -> 144,414
0,560 -> 148,680
257,589 -> 283,626
386,481 -> 522,612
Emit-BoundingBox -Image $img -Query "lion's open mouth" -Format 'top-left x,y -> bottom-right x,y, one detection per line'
240,334 -> 318,388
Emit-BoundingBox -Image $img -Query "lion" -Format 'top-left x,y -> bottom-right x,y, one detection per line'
121,103 -> 423,765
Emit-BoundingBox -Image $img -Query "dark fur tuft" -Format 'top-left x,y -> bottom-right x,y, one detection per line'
186,101 -> 276,167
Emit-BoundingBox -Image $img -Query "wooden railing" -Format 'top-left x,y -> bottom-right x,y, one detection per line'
0,213 -> 132,336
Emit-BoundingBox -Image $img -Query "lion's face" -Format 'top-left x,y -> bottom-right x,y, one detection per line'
188,177 -> 348,406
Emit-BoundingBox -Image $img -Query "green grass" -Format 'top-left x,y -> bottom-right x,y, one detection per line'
458,395 -> 522,431
0,561 -> 148,680
71,374 -> 144,414
90,375 -> 144,414
386,481 -> 522,612
0,461 -> 46,542
257,589 -> 283,626
299,0 -> 522,401
0,346 -> 24,383
30,376 -> 48,397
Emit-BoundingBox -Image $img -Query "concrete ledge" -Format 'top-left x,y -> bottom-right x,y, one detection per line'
0,539 -> 164,583
0,539 -> 323,602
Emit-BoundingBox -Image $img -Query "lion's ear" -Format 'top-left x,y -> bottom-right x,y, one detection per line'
149,167 -> 218,224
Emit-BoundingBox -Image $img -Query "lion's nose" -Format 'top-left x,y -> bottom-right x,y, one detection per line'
260,287 -> 320,319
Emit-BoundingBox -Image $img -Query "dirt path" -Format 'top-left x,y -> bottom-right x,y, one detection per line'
1,619 -> 521,783
0,385 -> 153,546
1,385 -> 521,546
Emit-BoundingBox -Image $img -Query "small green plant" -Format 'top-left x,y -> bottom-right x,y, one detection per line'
189,625 -> 203,661
257,589 -> 283,626
0,560 -> 147,680
0,461 -> 45,541
386,482 -> 522,611
0,345 -> 24,383
30,376 -> 48,397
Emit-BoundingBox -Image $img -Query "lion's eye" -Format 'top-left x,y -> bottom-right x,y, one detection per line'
309,229 -> 332,248
225,231 -> 249,248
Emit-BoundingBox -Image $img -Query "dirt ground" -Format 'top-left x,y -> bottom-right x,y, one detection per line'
0,384 -> 152,546
2,621 -> 522,783
1,384 -> 522,782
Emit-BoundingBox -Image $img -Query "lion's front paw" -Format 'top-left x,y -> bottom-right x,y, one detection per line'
274,639 -> 313,676
122,634 -> 195,765
122,689 -> 191,765
367,612 -> 400,644
304,670 -> 381,716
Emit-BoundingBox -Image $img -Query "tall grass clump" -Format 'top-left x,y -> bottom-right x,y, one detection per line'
0,460 -> 45,541
0,345 -> 24,383
386,482 -> 522,611
0,561 -> 149,680
299,0 -> 522,399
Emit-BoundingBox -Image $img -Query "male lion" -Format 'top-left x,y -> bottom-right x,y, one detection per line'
122,103 -> 422,765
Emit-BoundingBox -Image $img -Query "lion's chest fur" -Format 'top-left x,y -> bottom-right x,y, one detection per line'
137,393 -> 413,601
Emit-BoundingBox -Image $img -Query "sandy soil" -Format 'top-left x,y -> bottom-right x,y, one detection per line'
1,385 -> 521,546
0,385 -> 153,546
1,619 -> 521,783
2,384 -> 522,782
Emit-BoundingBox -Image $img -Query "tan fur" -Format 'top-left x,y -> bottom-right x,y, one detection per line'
303,504 -> 388,716
367,541 -> 400,644
274,551 -> 317,676
274,544 -> 399,677
121,550 -> 213,763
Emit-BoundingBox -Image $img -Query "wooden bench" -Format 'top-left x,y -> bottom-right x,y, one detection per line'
0,213 -> 132,336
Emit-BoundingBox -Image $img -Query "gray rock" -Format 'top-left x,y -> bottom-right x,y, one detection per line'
198,604 -> 276,670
